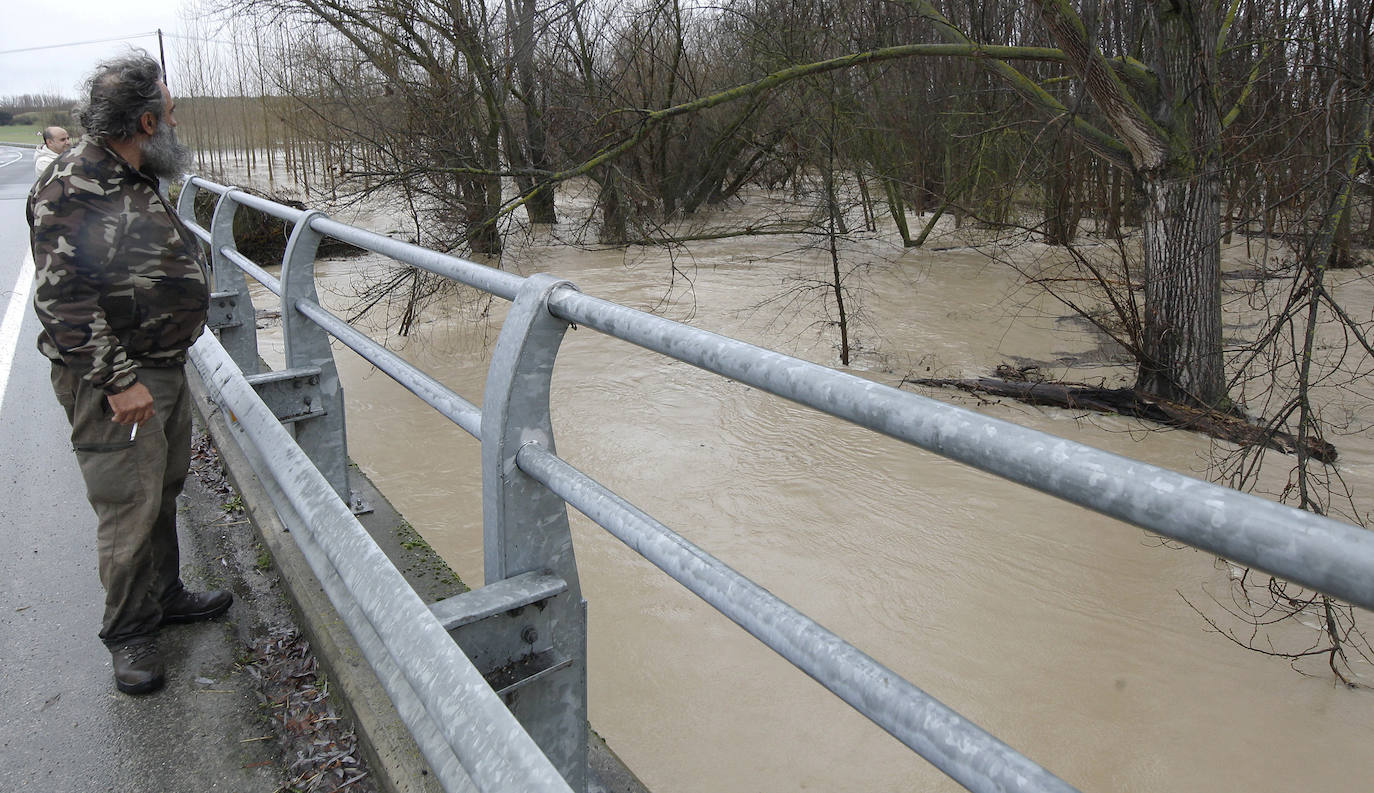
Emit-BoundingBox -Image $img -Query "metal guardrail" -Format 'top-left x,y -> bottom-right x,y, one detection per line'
175,175 -> 1374,793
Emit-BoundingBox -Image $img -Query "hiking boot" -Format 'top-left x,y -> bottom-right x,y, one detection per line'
161,589 -> 233,625
111,641 -> 165,695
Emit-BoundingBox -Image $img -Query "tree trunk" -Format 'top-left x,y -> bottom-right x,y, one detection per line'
856,171 -> 876,231
1099,162 -> 1122,239
476,114 -> 505,255
912,202 -> 947,247
883,176 -> 913,246
1042,133 -> 1080,245
1330,197 -> 1356,267
1137,172 -> 1225,406
597,171 -> 628,244
503,35 -> 556,222
1134,0 -> 1226,407
907,376 -> 1337,463
1117,167 -> 1139,228
517,0 -> 555,225
467,203 -> 504,255
1028,0 -> 1226,406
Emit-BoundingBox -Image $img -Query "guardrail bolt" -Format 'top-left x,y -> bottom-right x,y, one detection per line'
521,625 -> 538,645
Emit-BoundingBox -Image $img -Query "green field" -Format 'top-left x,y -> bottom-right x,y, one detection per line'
0,124 -> 44,145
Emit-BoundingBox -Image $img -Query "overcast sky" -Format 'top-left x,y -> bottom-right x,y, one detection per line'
0,1 -> 196,99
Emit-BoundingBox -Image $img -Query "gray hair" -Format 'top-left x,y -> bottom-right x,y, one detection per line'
74,53 -> 164,141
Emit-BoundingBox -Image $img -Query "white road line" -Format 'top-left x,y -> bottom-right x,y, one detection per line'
0,250 -> 36,418
0,147 -> 23,167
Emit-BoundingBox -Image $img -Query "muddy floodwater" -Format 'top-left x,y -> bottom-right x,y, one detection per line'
246,190 -> 1374,793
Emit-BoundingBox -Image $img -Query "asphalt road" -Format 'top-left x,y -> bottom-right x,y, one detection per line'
0,146 -> 284,793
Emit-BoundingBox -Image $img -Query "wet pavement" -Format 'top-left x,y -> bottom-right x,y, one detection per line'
0,462 -> 289,793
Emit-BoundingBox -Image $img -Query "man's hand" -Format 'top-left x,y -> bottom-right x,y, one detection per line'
107,382 -> 155,425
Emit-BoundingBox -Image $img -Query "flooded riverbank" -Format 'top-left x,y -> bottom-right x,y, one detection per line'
240,179 -> 1374,793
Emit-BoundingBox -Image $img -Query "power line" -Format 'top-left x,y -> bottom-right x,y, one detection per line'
0,30 -> 256,59
161,31 -> 247,48
0,32 -> 160,56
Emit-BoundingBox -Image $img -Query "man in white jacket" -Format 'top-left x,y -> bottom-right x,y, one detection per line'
33,126 -> 72,177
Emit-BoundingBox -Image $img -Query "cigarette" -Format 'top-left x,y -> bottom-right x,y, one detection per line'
130,422 -> 139,441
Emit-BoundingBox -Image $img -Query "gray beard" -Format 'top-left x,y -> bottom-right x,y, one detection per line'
140,123 -> 191,179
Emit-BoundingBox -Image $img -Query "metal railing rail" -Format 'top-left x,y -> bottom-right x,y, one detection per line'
540,289 -> 1374,610
175,175 -> 1374,793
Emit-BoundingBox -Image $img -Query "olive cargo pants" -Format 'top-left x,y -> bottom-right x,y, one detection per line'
50,363 -> 192,647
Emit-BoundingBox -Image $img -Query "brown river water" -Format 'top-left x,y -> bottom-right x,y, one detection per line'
244,187 -> 1374,793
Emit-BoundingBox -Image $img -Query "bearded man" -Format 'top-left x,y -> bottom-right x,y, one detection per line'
28,53 -> 231,696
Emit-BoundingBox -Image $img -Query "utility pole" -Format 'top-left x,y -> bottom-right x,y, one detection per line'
157,29 -> 168,88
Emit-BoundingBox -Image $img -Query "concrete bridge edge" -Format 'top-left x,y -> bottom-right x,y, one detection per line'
186,362 -> 651,793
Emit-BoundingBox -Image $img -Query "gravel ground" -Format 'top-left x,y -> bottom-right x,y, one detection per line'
189,429 -> 381,793
244,629 -> 377,793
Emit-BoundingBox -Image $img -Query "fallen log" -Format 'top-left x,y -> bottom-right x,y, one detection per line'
906,377 -> 1338,464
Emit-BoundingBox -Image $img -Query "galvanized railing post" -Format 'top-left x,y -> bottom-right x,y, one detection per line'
173,175 -> 199,227
280,210 -> 356,510
205,189 -> 260,374
478,273 -> 588,792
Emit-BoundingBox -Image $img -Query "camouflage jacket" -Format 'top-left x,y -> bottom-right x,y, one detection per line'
28,136 -> 208,394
